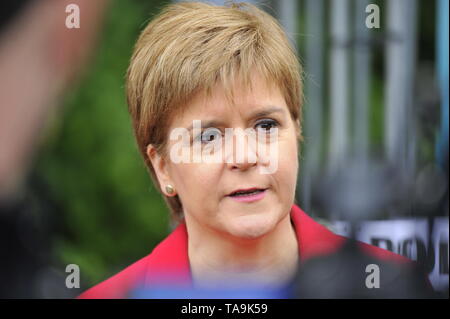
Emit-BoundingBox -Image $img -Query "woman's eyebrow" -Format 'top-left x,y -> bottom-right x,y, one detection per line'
185,120 -> 224,132
249,106 -> 286,118
184,106 -> 285,131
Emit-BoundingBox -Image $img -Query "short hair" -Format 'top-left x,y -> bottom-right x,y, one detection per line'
126,1 -> 303,221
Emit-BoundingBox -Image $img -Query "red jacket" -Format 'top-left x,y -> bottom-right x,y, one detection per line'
78,205 -> 412,299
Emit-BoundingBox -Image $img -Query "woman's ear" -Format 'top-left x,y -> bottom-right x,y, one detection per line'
146,145 -> 173,196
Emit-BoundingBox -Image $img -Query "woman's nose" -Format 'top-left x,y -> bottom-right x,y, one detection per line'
225,130 -> 259,171
230,160 -> 257,171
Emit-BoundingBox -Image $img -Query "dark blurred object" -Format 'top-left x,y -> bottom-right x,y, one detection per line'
0,198 -> 42,298
293,239 -> 437,299
0,173 -> 69,298
0,0 -> 34,34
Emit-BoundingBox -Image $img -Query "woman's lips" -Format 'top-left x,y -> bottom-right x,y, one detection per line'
227,188 -> 267,203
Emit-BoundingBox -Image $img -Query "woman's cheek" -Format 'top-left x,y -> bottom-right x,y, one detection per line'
279,139 -> 299,189
185,163 -> 221,195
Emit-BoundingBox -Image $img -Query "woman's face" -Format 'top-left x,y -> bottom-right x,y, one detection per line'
150,73 -> 299,240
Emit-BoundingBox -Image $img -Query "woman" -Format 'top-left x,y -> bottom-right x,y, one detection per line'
78,2 -> 417,299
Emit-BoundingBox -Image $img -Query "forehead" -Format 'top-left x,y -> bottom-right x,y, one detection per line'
175,74 -> 286,123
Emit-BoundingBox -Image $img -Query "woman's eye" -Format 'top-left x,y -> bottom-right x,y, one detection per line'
199,128 -> 222,144
255,119 -> 278,132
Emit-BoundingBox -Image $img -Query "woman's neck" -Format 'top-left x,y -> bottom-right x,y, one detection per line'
186,214 -> 299,289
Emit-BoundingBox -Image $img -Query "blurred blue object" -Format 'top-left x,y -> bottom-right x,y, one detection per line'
436,0 -> 449,168
129,283 -> 290,299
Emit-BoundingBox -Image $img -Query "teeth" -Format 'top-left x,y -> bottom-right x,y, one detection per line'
231,189 -> 263,196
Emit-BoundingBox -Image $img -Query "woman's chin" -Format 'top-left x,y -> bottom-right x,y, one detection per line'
224,213 -> 279,240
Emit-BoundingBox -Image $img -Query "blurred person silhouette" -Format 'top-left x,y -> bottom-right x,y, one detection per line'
0,0 -> 107,298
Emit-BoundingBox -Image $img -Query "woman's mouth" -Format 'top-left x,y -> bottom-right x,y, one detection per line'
227,188 -> 267,203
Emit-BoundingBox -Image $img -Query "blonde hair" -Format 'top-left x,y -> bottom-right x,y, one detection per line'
126,1 -> 303,221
